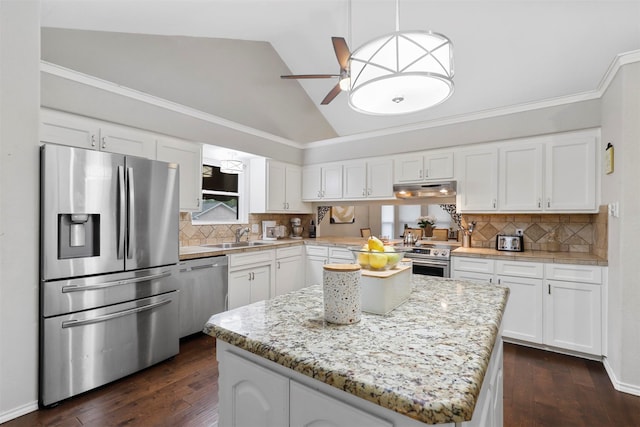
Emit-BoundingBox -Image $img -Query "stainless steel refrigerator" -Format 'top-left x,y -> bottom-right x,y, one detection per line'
39,144 -> 180,407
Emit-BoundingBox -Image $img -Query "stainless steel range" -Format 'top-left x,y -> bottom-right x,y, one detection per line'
402,244 -> 451,278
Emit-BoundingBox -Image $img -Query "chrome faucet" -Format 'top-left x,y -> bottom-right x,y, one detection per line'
235,227 -> 250,242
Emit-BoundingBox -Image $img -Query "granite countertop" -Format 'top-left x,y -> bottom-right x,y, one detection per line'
452,247 -> 608,266
204,276 -> 509,424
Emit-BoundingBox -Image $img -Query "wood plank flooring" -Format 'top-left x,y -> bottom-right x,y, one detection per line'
4,336 -> 640,426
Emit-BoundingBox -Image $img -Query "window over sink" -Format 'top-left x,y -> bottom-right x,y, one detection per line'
191,163 -> 247,225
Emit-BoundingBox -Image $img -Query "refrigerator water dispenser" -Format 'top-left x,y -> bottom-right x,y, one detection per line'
58,213 -> 100,259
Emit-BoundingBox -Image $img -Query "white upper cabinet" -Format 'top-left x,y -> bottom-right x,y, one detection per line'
545,131 -> 597,211
394,151 -> 454,183
458,147 -> 499,212
156,136 -> 202,212
40,108 -> 156,158
498,142 -> 544,211
460,129 -> 599,213
250,159 -> 311,213
343,158 -> 393,199
302,163 -> 343,201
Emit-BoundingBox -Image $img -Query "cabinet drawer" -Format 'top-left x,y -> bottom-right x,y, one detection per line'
306,245 -> 329,257
228,249 -> 275,269
329,247 -> 354,261
277,245 -> 303,259
544,264 -> 602,284
495,260 -> 543,278
452,257 -> 495,274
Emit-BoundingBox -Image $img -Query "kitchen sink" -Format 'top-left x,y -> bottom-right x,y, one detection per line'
201,241 -> 273,249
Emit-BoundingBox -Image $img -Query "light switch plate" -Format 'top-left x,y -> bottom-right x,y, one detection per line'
608,202 -> 619,218
515,229 -> 524,236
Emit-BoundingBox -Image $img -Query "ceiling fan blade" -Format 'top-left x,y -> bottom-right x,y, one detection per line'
280,74 -> 339,79
320,83 -> 342,105
332,37 -> 350,70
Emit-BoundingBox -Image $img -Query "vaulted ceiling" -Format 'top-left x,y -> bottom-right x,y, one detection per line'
40,0 -> 640,145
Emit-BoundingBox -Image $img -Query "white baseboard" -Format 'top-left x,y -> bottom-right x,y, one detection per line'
603,358 -> 640,397
0,401 -> 38,424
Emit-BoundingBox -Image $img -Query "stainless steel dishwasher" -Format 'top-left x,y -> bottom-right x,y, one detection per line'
177,256 -> 228,337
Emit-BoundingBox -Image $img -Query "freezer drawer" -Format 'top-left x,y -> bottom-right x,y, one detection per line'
41,266 -> 178,317
40,291 -> 179,407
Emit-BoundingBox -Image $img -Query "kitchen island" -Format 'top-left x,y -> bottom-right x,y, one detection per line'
204,276 -> 509,426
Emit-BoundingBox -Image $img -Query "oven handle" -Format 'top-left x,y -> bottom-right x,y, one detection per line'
61,271 -> 172,293
409,259 -> 450,267
61,297 -> 172,329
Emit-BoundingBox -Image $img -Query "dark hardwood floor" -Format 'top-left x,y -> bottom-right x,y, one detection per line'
4,336 -> 640,426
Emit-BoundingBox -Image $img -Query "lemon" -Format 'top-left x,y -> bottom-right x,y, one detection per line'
369,253 -> 388,269
357,252 -> 370,266
385,252 -> 401,266
368,236 -> 384,252
383,246 -> 396,253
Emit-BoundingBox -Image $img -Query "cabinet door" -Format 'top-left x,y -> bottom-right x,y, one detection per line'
342,160 -> 368,199
424,152 -> 454,180
276,255 -> 304,296
322,164 -> 343,199
451,270 -> 494,284
100,124 -> 156,158
393,154 -> 424,182
156,137 -> 202,211
497,275 -> 543,343
290,381 -> 392,427
40,109 -> 100,150
499,143 -> 543,211
267,160 -> 287,211
219,350 -> 289,427
250,265 -> 271,304
458,148 -> 498,211
545,134 -> 597,211
367,158 -> 394,198
544,280 -> 602,355
284,165 -> 310,212
302,165 -> 322,200
306,256 -> 327,286
228,269 -> 252,310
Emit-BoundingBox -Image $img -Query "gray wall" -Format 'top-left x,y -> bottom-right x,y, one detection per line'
601,61 -> 640,393
0,0 -> 40,420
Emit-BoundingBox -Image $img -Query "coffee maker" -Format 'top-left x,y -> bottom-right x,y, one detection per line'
290,218 -> 304,239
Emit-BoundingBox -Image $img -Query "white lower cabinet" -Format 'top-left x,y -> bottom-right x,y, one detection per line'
219,348 -> 289,427
544,264 -> 602,355
228,250 -> 275,310
452,256 -> 603,356
290,381 -> 392,427
275,246 -> 305,296
306,245 -> 328,286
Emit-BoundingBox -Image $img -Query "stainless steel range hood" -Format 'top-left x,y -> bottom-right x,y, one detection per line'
393,181 -> 457,199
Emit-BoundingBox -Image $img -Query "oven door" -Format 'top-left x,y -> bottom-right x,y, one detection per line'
411,259 -> 450,278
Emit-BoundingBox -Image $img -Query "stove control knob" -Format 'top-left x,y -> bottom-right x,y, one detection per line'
441,250 -> 449,257
432,250 -> 439,256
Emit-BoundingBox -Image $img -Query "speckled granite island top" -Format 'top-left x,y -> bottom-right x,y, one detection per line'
204,276 -> 509,424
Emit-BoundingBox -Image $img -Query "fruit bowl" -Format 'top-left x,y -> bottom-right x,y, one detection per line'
350,248 -> 405,271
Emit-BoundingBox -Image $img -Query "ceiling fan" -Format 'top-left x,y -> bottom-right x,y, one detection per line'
280,37 -> 350,105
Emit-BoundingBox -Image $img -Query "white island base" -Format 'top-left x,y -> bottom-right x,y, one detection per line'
216,338 -> 504,427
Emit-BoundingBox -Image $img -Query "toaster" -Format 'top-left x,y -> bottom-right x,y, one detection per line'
496,234 -> 524,252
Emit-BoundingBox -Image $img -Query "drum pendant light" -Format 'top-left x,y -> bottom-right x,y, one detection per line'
348,0 -> 454,115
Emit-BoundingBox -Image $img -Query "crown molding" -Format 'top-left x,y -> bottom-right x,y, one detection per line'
42,49 -> 640,150
40,61 -> 304,149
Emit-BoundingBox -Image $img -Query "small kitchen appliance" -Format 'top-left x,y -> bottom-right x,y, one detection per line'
496,234 -> 524,252
262,220 -> 278,240
290,217 -> 304,239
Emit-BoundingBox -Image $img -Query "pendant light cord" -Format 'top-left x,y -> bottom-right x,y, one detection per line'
395,0 -> 400,32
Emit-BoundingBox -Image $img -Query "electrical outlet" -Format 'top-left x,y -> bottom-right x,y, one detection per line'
608,202 -> 620,218
515,229 -> 524,236
251,223 -> 259,233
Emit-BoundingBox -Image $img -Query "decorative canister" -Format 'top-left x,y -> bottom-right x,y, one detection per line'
322,264 -> 362,324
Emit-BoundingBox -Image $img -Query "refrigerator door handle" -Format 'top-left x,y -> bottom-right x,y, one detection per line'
61,297 -> 172,328
61,270 -> 172,293
127,167 -> 135,259
117,165 -> 126,260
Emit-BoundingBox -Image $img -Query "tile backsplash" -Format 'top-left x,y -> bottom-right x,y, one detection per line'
461,205 -> 607,256
179,212 -> 313,247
